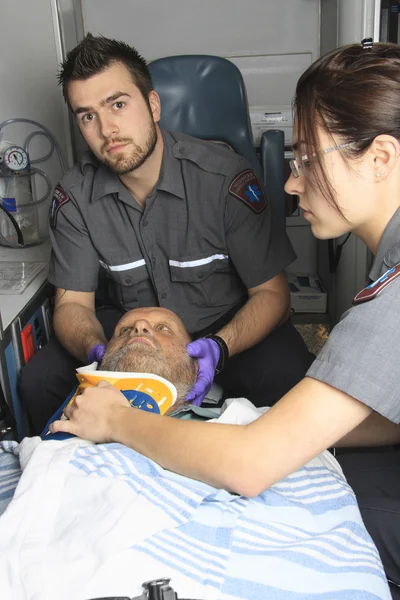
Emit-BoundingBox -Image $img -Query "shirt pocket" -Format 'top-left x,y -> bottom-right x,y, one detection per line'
100,256 -> 156,309
169,253 -> 234,307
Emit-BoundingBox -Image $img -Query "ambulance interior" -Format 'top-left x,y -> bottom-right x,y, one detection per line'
0,1 -> 398,598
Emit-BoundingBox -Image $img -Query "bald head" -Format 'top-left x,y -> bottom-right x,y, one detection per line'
101,307 -> 197,404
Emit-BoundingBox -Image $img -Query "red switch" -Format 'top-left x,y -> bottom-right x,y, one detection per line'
21,324 -> 35,364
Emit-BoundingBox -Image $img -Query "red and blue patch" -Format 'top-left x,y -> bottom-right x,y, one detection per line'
228,169 -> 266,214
50,185 -> 70,228
353,263 -> 400,304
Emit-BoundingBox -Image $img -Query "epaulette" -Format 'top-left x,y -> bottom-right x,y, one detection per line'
353,263 -> 400,304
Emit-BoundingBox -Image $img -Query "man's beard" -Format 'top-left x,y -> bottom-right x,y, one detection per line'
101,119 -> 157,175
101,336 -> 197,402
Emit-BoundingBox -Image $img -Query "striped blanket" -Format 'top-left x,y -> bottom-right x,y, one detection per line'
0,440 -> 20,517
0,399 -> 391,600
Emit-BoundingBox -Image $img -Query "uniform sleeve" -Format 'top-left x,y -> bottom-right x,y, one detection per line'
223,162 -> 296,289
48,185 -> 100,292
307,279 -> 400,423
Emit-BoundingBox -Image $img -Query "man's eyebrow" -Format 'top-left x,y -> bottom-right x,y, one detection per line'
159,317 -> 179,329
102,91 -> 131,106
74,105 -> 93,117
117,316 -> 178,330
73,92 -> 131,116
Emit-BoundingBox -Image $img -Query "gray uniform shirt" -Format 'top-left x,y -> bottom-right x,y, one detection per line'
49,130 -> 295,334
307,207 -> 400,423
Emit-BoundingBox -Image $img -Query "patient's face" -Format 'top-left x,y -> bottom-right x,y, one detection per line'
101,307 -> 197,402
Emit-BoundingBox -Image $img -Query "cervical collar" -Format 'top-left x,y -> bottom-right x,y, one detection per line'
41,363 -> 177,441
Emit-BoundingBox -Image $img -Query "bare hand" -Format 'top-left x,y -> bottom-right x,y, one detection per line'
49,380 -> 131,443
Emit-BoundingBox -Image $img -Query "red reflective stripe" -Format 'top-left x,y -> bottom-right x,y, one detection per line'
353,264 -> 400,304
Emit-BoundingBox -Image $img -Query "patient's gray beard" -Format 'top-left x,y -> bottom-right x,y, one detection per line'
100,340 -> 197,402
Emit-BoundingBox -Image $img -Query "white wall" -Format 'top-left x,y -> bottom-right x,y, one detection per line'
0,0 -> 70,240
80,0 -> 320,109
320,0 -> 338,55
337,0 -> 380,45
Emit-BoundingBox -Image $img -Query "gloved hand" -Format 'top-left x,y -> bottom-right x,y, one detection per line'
88,343 -> 106,364
185,338 -> 220,406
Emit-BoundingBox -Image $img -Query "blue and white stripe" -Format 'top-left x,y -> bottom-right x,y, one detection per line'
0,399 -> 391,600
70,443 -> 209,524
0,441 -> 21,516
68,441 -> 390,599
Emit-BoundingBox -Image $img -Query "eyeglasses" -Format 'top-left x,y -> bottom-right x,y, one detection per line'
289,142 -> 354,178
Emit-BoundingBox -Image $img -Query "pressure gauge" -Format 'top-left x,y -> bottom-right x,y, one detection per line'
3,146 -> 29,171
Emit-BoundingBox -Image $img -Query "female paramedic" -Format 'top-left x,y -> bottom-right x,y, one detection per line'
50,39 -> 400,574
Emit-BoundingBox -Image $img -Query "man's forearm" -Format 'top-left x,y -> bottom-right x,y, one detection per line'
53,303 -> 107,362
217,287 -> 290,356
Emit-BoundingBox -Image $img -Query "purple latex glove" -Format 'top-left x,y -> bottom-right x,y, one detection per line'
185,338 -> 220,406
87,343 -> 106,364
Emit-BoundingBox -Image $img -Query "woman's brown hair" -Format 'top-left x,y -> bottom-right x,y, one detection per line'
294,42 -> 400,208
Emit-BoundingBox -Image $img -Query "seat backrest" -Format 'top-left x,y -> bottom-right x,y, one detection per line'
260,130 -> 286,227
148,54 -> 263,180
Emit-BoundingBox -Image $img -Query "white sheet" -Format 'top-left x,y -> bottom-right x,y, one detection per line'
0,399 -> 391,600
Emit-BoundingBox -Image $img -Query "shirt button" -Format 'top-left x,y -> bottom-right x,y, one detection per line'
125,278 -> 132,284
197,272 -> 204,279
142,220 -> 148,227
161,292 -> 167,299
152,256 -> 156,267
179,147 -> 184,154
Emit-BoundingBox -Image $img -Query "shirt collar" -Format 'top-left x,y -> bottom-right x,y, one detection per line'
369,207 -> 400,281
91,160 -> 126,202
155,129 -> 185,199
90,129 -> 185,203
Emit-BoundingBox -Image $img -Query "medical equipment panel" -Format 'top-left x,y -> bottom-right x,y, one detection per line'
0,282 -> 52,440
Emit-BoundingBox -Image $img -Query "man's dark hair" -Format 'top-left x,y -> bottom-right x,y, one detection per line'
58,33 -> 154,105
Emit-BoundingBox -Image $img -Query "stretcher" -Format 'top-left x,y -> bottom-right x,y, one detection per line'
89,576 -> 193,599
0,400 -> 392,599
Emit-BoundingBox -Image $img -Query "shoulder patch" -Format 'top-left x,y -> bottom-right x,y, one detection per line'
50,185 -> 70,228
228,169 -> 266,213
353,264 -> 400,304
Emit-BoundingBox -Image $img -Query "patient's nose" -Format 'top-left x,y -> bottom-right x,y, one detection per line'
133,319 -> 150,335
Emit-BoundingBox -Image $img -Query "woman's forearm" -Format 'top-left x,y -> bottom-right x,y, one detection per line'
109,378 -> 372,496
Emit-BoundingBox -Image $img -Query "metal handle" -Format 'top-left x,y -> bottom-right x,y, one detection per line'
142,578 -> 177,600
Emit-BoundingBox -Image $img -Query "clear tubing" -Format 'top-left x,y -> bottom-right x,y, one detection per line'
16,168 -> 52,208
24,131 -> 55,164
0,118 -> 68,173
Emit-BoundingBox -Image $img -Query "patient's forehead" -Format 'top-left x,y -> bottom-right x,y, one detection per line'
115,307 -> 190,340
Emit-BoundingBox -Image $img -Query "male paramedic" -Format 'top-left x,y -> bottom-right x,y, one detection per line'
20,34 -> 314,434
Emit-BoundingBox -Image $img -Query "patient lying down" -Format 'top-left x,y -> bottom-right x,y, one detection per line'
43,307 -> 200,437
0,308 -> 391,600
99,305 -> 198,410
